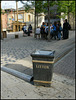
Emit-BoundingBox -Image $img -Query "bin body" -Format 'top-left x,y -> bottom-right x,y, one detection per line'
2,31 -> 7,38
31,50 -> 55,87
15,34 -> 19,38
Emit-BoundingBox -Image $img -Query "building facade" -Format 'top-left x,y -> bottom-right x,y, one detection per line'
2,6 -> 45,32
1,10 -> 7,31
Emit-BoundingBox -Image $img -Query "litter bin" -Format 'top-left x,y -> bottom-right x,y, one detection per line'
31,49 -> 55,87
2,31 -> 7,38
15,34 -> 19,38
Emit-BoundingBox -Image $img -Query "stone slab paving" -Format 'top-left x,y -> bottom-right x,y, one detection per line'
1,31 -> 75,65
1,70 -> 75,99
54,48 -> 75,79
1,31 -> 75,99
1,31 -> 75,77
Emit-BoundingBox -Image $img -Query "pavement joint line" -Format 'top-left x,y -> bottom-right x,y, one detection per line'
54,46 -> 74,64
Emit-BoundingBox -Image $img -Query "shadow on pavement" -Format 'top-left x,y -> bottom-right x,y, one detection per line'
5,64 -> 33,76
4,64 -> 34,85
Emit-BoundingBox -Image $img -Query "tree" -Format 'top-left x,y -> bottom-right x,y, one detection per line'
47,0 -> 50,41
23,0 -> 57,40
56,1 -> 75,21
35,1 -> 45,27
43,0 -> 56,41
23,1 -> 45,37
56,1 -> 75,29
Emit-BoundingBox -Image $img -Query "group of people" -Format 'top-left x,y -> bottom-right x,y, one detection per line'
22,19 -> 71,40
22,23 -> 32,36
36,19 -> 71,40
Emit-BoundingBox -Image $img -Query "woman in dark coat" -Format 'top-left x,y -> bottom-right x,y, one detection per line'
63,19 -> 70,39
40,22 -> 46,39
28,24 -> 32,36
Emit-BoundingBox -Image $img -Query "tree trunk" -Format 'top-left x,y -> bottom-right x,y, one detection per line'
47,0 -> 50,41
68,1 -> 69,23
34,1 -> 36,38
37,13 -> 38,27
0,1 -> 1,30
0,1 -> 1,32
73,12 -> 74,30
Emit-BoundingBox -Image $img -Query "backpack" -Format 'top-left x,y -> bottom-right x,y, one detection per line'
57,25 -> 60,31
46,27 -> 48,34
59,26 -> 63,32
40,27 -> 45,34
68,24 -> 71,30
53,25 -> 57,32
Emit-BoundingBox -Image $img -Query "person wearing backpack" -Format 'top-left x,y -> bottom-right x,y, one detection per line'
52,21 -> 57,40
63,19 -> 71,39
57,22 -> 63,40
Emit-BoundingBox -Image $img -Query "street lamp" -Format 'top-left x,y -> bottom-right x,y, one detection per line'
16,0 -> 18,31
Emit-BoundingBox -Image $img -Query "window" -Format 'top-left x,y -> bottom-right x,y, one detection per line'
28,15 -> 30,21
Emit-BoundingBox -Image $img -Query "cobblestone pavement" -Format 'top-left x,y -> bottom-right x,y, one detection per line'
1,31 -> 75,99
1,31 -> 75,78
54,48 -> 75,79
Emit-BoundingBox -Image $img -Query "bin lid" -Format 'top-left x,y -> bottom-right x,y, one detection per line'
31,50 -> 55,58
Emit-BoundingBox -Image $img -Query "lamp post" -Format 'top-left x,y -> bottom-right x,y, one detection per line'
16,0 -> 18,31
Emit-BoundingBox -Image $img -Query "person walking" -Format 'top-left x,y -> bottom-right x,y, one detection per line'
22,25 -> 25,34
28,24 -> 32,36
52,21 -> 57,40
57,22 -> 63,40
35,26 -> 41,39
63,19 -> 70,39
24,23 -> 27,34
45,23 -> 48,39
50,24 -> 54,39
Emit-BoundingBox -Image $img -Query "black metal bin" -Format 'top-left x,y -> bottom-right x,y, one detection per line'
31,49 -> 55,87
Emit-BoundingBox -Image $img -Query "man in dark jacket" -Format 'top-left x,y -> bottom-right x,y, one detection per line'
28,24 -> 32,36
63,19 -> 70,39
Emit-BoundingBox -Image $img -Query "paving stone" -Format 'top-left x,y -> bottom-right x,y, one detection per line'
54,49 -> 75,79
1,31 -> 75,99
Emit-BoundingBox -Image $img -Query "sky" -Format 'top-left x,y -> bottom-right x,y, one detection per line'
1,1 -> 27,9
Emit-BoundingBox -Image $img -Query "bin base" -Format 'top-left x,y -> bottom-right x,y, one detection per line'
2,31 -> 7,38
15,35 -> 19,38
34,80 -> 52,87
